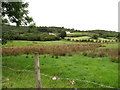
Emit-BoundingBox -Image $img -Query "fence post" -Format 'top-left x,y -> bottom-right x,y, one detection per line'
34,52 -> 42,88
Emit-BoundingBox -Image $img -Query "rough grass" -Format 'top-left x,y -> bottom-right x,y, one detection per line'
82,43 -> 119,62
2,43 -> 102,56
98,43 -> 118,49
82,48 -> 119,62
2,54 -> 118,88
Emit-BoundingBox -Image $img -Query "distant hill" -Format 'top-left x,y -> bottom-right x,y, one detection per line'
2,24 -> 119,44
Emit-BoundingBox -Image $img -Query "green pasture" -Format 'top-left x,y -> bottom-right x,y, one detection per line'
2,40 -> 81,47
67,32 -> 87,36
98,38 -> 116,41
65,36 -> 117,42
2,53 -> 118,88
65,36 -> 91,40
67,32 -> 97,37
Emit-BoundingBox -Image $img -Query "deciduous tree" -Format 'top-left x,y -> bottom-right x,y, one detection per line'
2,1 -> 33,26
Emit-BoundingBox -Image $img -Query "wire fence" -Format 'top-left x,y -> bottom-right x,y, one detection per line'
1,65 -> 115,88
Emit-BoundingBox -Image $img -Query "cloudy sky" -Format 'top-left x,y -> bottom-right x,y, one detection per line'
25,0 -> 119,31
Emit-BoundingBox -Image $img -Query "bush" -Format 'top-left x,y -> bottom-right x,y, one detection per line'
87,39 -> 90,42
66,39 -> 70,41
90,39 -> 94,42
2,38 -> 7,45
82,52 -> 88,56
72,39 -> 75,41
76,40 -> 79,42
92,35 -> 99,39
59,31 -> 67,39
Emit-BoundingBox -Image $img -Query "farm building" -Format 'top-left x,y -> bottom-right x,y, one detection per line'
65,31 -> 71,34
49,33 -> 55,35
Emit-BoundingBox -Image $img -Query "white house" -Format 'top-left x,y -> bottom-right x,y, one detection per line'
65,31 -> 71,34
49,32 -> 55,35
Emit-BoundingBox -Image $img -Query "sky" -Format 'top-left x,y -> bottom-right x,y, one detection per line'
25,0 -> 119,31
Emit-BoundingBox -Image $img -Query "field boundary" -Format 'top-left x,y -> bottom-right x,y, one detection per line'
1,65 -> 115,88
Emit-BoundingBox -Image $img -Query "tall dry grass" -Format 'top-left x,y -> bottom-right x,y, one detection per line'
82,48 -> 120,63
2,43 -> 102,56
108,48 -> 119,62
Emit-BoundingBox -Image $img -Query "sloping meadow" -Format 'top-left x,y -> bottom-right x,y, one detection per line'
2,43 -> 103,56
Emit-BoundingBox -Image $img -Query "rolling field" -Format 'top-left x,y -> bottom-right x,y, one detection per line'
65,36 -> 91,40
65,36 -> 117,42
2,40 -> 119,88
2,40 -> 81,47
67,32 -> 98,37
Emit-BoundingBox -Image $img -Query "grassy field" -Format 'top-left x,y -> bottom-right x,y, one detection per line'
65,36 -> 91,40
2,54 -> 118,88
65,36 -> 117,42
3,39 -> 118,48
3,40 -> 81,47
67,32 -> 97,37
2,40 -> 119,88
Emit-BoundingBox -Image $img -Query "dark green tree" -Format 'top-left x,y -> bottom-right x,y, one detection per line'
2,18 -> 9,25
116,33 -> 120,40
92,35 -> 99,39
28,23 -> 36,33
2,1 -> 33,44
59,31 -> 67,39
2,2 -> 33,26
2,38 -> 7,45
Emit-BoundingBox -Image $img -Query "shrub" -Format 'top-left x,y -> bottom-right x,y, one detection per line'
82,52 -> 88,56
87,39 -> 90,42
66,39 -> 71,41
90,39 -> 94,42
79,39 -> 82,42
92,35 -> 99,39
76,40 -> 79,42
2,38 -> 7,45
59,31 -> 67,39
72,39 -> 75,41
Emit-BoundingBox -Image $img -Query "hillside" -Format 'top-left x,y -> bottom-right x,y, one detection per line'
2,24 -> 119,44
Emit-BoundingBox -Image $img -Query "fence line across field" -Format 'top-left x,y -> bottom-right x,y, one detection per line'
0,65 -> 115,88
